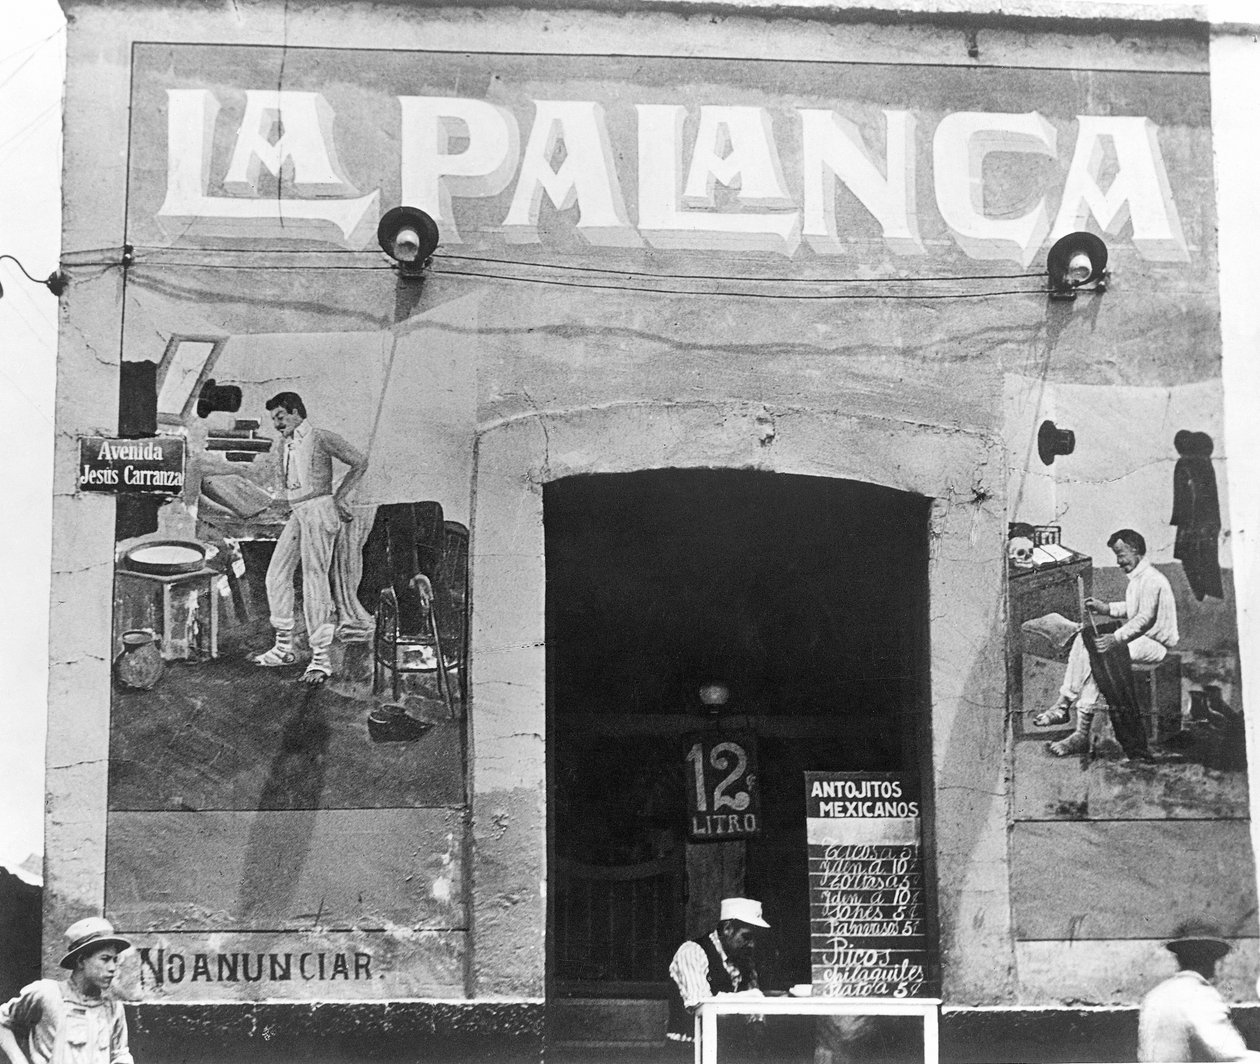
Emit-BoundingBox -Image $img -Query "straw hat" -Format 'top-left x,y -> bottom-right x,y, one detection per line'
60,917 -> 131,969
1166,918 -> 1231,961
720,898 -> 770,929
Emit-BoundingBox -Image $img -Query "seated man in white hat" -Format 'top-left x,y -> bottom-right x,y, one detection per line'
0,917 -> 134,1064
1138,918 -> 1260,1063
667,897 -> 769,1048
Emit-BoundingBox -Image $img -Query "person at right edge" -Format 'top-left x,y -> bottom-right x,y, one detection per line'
1138,918 -> 1260,1062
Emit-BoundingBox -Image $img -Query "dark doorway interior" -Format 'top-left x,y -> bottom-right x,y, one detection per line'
545,468 -> 931,1003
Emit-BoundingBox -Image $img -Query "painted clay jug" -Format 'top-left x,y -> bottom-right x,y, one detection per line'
114,629 -> 164,691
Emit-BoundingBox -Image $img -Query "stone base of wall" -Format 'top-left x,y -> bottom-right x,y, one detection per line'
127,1002 -> 545,1064
125,1001 -> 1260,1063
948,1004 -> 1260,1062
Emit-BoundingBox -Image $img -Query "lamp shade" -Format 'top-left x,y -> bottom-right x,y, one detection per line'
1047,232 -> 1108,292
377,206 -> 440,266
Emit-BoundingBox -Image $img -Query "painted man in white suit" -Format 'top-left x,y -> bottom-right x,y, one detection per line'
254,391 -> 368,684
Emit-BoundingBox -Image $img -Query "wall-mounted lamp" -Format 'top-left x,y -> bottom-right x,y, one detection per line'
377,206 -> 440,280
1047,232 -> 1108,301
0,254 -> 68,300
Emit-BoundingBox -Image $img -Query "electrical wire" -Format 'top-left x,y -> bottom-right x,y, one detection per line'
436,250 -> 1043,284
60,253 -> 1052,299
63,243 -> 1053,299
0,25 -> 65,96
0,100 -> 60,161
127,243 -> 371,255
431,266 -> 1041,300
118,255 -> 1043,298
120,241 -> 1044,284
0,254 -> 52,285
126,260 -> 391,271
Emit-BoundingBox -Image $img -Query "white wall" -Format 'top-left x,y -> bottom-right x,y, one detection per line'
1210,21 -> 1260,911
0,0 -> 64,873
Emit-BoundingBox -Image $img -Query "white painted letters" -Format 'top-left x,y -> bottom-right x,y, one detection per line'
637,104 -> 800,256
933,111 -> 1057,266
1051,116 -> 1188,262
801,109 -> 922,255
158,87 -> 1192,266
157,89 -> 379,245
682,106 -> 793,209
503,101 -> 640,247
223,91 -> 355,196
399,96 -> 521,243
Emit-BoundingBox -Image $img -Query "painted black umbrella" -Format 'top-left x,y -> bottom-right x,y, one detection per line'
1083,622 -> 1153,761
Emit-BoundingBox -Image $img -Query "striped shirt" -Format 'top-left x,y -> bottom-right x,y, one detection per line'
669,931 -> 754,1009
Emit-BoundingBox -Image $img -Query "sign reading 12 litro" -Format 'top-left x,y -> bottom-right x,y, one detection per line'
685,733 -> 761,841
78,436 -> 187,495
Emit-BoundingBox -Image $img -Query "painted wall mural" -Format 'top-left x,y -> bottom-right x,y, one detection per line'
1004,381 -> 1255,1001
91,35 -> 1254,1007
106,316 -> 476,1000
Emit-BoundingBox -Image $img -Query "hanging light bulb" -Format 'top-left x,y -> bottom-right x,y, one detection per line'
390,226 -> 423,263
699,682 -> 730,707
1064,250 -> 1094,286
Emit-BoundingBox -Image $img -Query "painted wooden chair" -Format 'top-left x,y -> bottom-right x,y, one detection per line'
369,502 -> 467,717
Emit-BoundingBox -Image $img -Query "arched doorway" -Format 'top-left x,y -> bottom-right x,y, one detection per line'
544,468 -> 933,1040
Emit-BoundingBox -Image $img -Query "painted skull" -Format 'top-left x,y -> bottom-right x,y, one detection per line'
1008,536 -> 1035,569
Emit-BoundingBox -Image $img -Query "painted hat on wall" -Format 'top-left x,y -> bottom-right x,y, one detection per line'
720,898 -> 770,928
1037,420 -> 1076,466
1166,917 -> 1231,960
60,917 -> 132,969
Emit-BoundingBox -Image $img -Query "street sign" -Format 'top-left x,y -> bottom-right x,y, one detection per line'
78,435 -> 187,495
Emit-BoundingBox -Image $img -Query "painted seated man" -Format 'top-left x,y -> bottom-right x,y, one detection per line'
1036,528 -> 1178,757
253,391 -> 368,684
668,897 -> 768,1052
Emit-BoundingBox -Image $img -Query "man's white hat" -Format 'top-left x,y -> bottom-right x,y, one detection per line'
60,917 -> 131,969
720,897 -> 770,928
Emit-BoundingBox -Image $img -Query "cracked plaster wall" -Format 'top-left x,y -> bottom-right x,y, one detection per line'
47,0 -> 1234,1012
471,402 -> 1011,1000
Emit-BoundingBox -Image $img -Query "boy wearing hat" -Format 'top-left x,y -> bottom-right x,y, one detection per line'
667,897 -> 769,1045
1138,919 -> 1260,1062
0,918 -> 134,1064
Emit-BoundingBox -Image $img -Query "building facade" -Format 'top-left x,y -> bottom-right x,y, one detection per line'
46,0 -> 1260,1059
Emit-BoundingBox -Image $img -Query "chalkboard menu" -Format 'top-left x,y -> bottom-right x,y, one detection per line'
805,772 -> 930,997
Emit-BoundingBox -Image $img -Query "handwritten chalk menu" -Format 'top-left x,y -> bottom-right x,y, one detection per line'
805,772 -> 929,997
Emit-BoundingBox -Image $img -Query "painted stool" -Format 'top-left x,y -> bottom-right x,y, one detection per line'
1134,652 -> 1182,743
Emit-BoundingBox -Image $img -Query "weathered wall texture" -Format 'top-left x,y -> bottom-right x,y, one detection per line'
47,0 -> 1252,1032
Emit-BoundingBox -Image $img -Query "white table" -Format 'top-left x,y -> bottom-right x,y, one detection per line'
694,994 -> 942,1064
